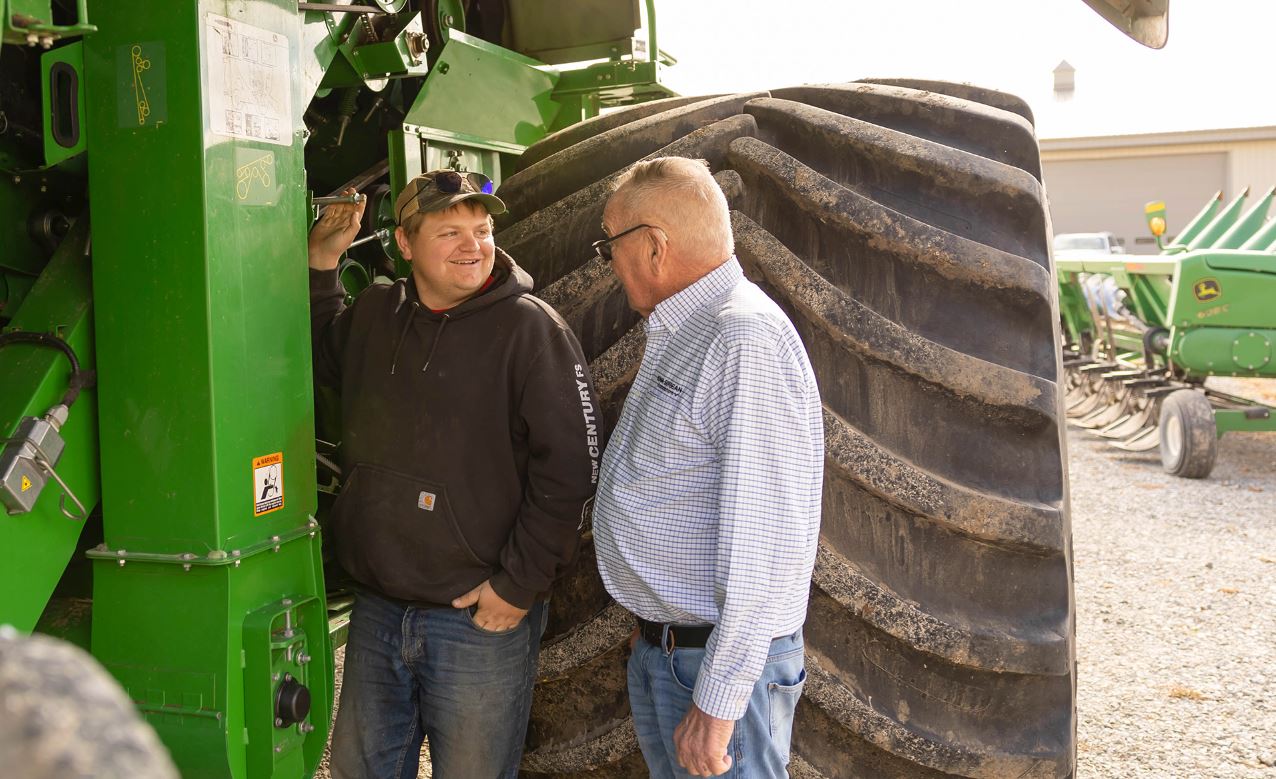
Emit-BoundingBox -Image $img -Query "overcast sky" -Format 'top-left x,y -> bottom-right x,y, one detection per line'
653,1 -> 1275,139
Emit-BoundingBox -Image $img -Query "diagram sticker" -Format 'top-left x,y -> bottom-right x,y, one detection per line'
206,14 -> 290,146
234,148 -> 277,205
253,452 -> 284,516
115,41 -> 167,128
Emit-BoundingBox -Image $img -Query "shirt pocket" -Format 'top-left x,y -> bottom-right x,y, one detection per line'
626,389 -> 717,475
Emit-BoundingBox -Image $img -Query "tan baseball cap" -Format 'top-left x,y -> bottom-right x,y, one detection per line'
395,169 -> 507,224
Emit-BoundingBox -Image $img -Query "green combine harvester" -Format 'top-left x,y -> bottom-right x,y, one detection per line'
1058,187 -> 1276,478
1,1 -> 1167,776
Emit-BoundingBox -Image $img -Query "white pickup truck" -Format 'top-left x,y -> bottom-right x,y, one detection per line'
1053,231 -> 1125,258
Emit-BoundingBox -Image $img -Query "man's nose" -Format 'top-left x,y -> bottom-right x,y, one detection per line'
460,232 -> 481,251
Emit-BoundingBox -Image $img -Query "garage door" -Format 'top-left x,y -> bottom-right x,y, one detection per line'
1042,152 -> 1228,255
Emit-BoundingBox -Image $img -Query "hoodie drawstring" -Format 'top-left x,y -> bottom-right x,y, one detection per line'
422,314 -> 449,373
389,301 -> 418,375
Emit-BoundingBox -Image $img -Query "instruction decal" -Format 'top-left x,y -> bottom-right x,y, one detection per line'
253,452 -> 285,516
20,475 -> 32,493
206,14 -> 291,146
1193,278 -> 1221,302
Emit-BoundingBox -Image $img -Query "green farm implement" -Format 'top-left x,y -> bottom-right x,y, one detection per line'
1,1 -> 1168,776
1058,187 -> 1276,477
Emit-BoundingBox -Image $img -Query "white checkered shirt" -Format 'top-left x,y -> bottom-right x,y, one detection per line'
594,257 -> 824,721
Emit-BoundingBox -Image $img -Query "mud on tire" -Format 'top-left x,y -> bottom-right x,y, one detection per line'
498,82 -> 1075,779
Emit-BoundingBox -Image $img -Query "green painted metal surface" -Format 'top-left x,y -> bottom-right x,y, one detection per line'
1215,408 -> 1276,435
86,0 -> 317,556
88,528 -> 331,779
81,1 -> 332,774
1214,185 -> 1275,249
1174,327 -> 1276,376
1187,187 -> 1250,251
1239,215 -> 1276,251
1164,253 -> 1276,332
0,217 -> 99,632
1167,190 -> 1222,249
404,30 -> 561,149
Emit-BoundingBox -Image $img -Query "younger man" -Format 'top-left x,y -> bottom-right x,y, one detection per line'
308,171 -> 600,778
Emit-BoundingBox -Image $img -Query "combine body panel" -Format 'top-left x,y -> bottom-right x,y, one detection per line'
0,0 -> 1173,774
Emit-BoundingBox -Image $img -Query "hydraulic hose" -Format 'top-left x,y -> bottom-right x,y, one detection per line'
0,331 -> 95,409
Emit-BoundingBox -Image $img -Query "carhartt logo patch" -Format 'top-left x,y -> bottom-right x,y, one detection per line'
418,491 -> 436,511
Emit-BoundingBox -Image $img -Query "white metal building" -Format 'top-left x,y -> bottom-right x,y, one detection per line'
1040,127 -> 1276,255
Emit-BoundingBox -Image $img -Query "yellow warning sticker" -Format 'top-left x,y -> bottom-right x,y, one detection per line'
20,475 -> 32,493
252,452 -> 284,516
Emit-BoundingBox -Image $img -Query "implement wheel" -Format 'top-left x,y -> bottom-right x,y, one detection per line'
1159,389 -> 1218,478
499,82 -> 1074,778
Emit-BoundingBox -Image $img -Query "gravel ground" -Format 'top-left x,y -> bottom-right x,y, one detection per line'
318,381 -> 1276,778
1071,379 -> 1276,776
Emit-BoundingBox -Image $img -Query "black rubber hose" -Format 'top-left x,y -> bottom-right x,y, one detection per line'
0,331 -> 95,409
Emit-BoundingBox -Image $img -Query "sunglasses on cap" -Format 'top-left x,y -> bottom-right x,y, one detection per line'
435,170 -> 495,195
396,170 -> 497,224
592,223 -> 657,262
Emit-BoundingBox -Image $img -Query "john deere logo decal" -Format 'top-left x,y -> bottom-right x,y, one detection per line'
1193,278 -> 1221,302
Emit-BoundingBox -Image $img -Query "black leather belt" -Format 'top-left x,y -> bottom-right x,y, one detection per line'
637,617 -> 714,650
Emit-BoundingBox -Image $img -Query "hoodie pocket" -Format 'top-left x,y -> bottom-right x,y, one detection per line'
331,463 -> 491,603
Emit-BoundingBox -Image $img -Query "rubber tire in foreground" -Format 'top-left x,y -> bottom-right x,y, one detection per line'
0,628 -> 179,779
498,81 -> 1075,779
1158,389 -> 1218,479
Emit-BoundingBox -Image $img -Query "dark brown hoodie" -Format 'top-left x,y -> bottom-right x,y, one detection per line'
310,249 -> 601,609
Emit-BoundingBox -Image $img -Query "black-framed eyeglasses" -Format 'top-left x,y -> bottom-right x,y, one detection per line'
592,223 -> 656,262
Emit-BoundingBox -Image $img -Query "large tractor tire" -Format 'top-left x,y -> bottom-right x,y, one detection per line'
0,628 -> 179,779
499,82 -> 1074,778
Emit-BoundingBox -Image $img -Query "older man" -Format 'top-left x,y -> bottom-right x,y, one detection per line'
592,158 -> 824,778
307,172 -> 600,778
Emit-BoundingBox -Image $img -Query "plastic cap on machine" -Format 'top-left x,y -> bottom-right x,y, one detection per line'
395,170 -> 507,224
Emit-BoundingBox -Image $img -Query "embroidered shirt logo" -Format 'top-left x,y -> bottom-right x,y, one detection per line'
418,491 -> 436,511
655,375 -> 685,396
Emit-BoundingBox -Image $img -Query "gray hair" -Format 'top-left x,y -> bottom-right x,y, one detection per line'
610,157 -> 733,261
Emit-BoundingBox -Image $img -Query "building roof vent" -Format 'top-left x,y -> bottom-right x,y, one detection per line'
1054,60 -> 1076,99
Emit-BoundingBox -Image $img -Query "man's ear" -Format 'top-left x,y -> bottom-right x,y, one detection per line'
646,227 -> 669,276
394,226 -> 412,260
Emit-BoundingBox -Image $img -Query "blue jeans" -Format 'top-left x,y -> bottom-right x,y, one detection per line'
329,590 -> 547,779
627,628 -> 806,778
